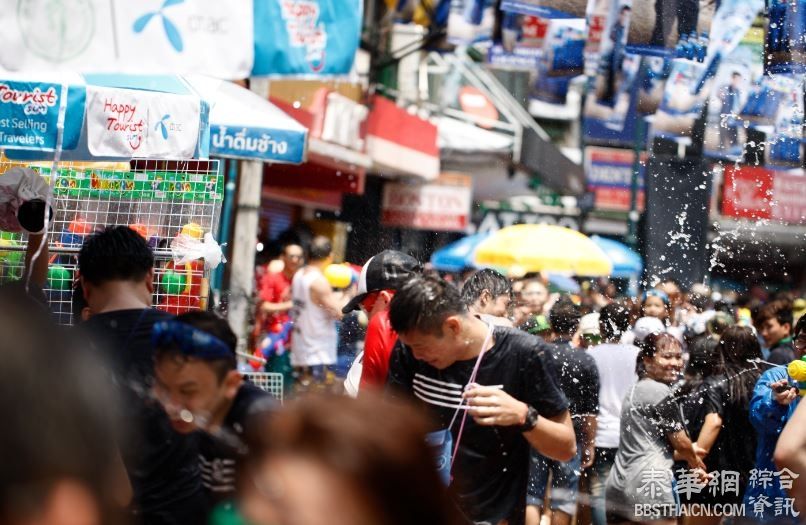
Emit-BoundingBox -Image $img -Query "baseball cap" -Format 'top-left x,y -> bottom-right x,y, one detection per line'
633,316 -> 666,343
342,250 -> 422,314
579,313 -> 600,336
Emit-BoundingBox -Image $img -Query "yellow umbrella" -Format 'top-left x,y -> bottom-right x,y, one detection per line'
474,224 -> 613,277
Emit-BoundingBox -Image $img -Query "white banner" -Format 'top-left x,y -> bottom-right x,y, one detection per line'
86,86 -> 201,158
0,0 -> 253,79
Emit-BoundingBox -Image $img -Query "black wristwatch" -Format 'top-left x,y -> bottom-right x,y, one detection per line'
517,405 -> 539,433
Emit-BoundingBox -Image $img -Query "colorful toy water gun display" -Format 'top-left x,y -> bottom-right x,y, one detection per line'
787,357 -> 806,396
158,223 -> 205,315
324,263 -> 359,289
46,264 -> 74,325
0,232 -> 23,280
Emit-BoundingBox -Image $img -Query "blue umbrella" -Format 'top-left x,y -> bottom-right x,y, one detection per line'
590,235 -> 643,278
430,233 -> 490,273
547,273 -> 581,293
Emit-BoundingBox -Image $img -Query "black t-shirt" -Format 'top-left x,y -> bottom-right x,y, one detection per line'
83,308 -> 206,523
544,340 -> 600,436
769,340 -> 796,365
198,382 -> 276,503
387,326 -> 569,525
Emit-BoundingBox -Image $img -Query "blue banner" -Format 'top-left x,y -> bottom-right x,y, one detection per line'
210,125 -> 307,163
0,81 -> 84,151
252,0 -> 362,76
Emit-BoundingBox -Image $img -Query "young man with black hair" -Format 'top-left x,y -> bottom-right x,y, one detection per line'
290,235 -> 353,384
78,226 -> 206,525
756,300 -> 795,364
386,276 -> 575,525
461,268 -> 513,320
585,302 -> 639,525
152,311 -> 274,503
527,300 -> 600,525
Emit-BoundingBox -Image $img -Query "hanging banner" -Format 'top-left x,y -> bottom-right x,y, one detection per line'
650,58 -> 711,140
702,31 -> 764,161
766,0 -> 806,75
252,0 -> 362,75
583,52 -> 643,146
0,81 -> 85,151
767,78 -> 804,167
488,13 -> 546,69
584,146 -> 646,212
0,0 -> 254,79
532,18 -> 585,104
381,174 -> 473,232
447,0 -> 496,44
721,166 -> 806,224
85,86 -> 201,159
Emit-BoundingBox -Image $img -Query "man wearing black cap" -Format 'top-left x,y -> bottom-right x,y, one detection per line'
342,250 -> 422,392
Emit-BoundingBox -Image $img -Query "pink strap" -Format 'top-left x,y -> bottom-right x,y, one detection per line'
449,323 -> 495,471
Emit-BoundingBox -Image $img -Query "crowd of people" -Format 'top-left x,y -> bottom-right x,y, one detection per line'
3,226 -> 806,525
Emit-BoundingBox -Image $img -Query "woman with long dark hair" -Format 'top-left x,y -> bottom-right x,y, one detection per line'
606,333 -> 706,524
683,326 -> 762,525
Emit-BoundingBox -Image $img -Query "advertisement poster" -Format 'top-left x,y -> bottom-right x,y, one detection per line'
584,51 -> 642,146
447,0 -> 496,44
765,0 -> 806,74
721,165 -> 806,224
501,0 -> 589,19
739,73 -> 802,129
0,81 -> 85,152
702,32 -> 764,160
623,0 -> 717,56
381,174 -> 473,232
85,86 -> 201,159
1,0 -> 254,79
636,54 -> 670,114
584,146 -> 646,211
767,79 -> 804,167
584,0 -> 616,75
253,0 -> 361,75
650,58 -> 711,140
532,18 -> 586,104
488,13 -> 546,69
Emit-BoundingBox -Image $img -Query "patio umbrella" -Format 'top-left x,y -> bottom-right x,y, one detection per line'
590,235 -> 643,278
430,232 -> 490,273
474,224 -> 612,276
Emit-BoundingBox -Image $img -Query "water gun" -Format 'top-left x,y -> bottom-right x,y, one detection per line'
787,357 -> 806,396
251,321 -> 294,371
324,263 -> 358,290
158,223 -> 205,315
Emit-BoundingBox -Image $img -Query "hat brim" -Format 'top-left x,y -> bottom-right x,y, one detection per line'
342,292 -> 370,314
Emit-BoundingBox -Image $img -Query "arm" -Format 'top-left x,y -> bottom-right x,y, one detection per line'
774,399 -> 806,509
695,412 -> 723,455
581,415 -> 598,468
669,429 -> 707,471
23,233 -> 48,289
260,300 -> 293,314
359,318 -> 395,390
309,277 -> 349,320
750,371 -> 797,436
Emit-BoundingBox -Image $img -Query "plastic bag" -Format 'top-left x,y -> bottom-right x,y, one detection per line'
170,231 -> 225,270
0,167 -> 54,234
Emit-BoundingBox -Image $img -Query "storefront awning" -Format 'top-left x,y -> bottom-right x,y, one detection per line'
185,75 -> 307,164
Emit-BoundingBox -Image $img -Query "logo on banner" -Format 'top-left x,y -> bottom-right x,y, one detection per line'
280,0 -> 327,72
133,0 -> 185,52
17,0 -> 95,61
0,84 -> 57,115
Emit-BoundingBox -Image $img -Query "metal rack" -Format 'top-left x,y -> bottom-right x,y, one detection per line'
0,159 -> 223,324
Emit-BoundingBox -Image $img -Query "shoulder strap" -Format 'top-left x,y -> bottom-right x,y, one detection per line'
449,323 -> 495,470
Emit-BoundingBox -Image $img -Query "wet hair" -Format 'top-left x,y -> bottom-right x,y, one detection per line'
460,269 -> 512,307
714,326 -> 762,405
755,300 -> 793,330
636,333 -> 681,378
241,395 -> 467,525
599,302 -> 631,341
389,276 -> 467,336
678,336 -> 719,398
549,299 -> 581,336
308,236 -> 333,262
78,226 -> 154,285
154,311 -> 237,381
0,295 -> 119,524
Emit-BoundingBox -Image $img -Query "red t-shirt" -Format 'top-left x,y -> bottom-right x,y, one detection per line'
360,309 -> 398,390
257,271 -> 293,328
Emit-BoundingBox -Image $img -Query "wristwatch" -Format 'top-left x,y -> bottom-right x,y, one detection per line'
517,405 -> 539,433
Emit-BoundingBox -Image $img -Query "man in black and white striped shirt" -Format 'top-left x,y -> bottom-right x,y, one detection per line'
386,276 -> 575,525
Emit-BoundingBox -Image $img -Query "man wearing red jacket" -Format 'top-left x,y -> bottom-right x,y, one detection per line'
341,250 -> 421,391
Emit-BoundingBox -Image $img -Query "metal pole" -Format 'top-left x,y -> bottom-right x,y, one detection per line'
212,159 -> 238,292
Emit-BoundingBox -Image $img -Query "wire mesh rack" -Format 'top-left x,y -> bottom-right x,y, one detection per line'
0,158 -> 223,324
242,372 -> 284,403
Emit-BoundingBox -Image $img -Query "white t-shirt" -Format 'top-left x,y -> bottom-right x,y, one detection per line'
587,342 -> 640,448
290,267 -> 337,367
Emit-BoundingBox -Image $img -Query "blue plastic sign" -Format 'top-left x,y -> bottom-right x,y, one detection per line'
0,81 -> 85,151
252,0 -> 362,76
210,125 -> 306,163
